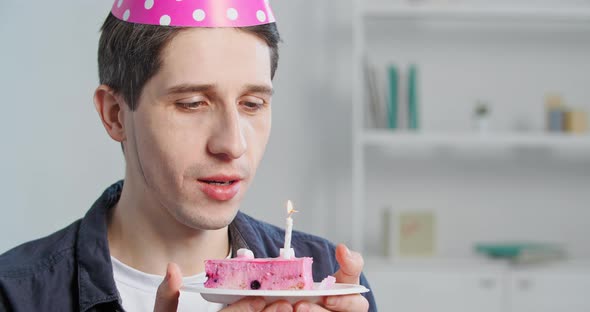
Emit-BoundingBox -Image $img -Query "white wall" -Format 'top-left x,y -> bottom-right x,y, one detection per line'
0,2 -> 125,252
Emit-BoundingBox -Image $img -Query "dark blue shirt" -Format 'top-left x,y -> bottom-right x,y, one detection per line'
0,181 -> 377,311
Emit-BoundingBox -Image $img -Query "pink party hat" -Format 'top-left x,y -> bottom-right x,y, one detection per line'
111,0 -> 276,27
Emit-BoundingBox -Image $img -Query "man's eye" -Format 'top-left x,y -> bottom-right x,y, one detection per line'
241,101 -> 264,111
177,101 -> 206,110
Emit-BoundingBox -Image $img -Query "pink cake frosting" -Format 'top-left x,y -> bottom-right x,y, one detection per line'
204,249 -> 314,290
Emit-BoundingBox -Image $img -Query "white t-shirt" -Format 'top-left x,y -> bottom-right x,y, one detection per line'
111,256 -> 225,312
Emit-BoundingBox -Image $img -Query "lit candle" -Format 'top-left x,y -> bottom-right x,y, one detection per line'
282,200 -> 297,259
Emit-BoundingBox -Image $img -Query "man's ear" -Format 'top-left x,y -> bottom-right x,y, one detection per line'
94,85 -> 127,142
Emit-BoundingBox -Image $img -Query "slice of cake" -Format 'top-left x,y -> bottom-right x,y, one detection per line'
204,248 -> 314,290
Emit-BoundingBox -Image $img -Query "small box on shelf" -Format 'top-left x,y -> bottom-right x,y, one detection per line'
545,93 -> 588,134
564,110 -> 588,134
382,207 -> 437,259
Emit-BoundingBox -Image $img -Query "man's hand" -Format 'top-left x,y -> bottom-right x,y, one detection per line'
153,263 -> 295,312
221,298 -> 293,312
154,263 -> 183,312
293,244 -> 369,312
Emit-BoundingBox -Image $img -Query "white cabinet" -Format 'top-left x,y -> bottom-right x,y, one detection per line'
365,261 -> 590,312
367,267 -> 505,312
508,266 -> 590,312
365,261 -> 507,312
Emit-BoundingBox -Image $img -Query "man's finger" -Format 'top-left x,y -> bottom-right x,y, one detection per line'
293,294 -> 369,312
333,244 -> 364,284
293,301 -> 327,312
263,300 -> 294,312
154,263 -> 183,312
323,294 -> 369,312
220,297 -> 266,312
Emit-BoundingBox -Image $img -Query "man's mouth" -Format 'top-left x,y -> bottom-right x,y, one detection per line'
199,180 -> 238,186
197,176 -> 242,201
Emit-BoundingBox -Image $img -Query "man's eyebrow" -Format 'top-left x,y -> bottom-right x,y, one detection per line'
164,83 -> 274,96
165,84 -> 216,95
244,84 -> 274,96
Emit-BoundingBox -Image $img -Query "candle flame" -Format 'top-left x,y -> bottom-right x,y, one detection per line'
286,200 -> 298,216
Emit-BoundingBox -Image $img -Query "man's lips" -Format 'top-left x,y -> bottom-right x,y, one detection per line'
197,175 -> 242,201
198,175 -> 242,184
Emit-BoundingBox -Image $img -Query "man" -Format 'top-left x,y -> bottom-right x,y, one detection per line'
0,1 -> 376,311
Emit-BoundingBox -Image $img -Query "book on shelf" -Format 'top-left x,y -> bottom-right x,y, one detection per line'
408,64 -> 419,130
387,65 -> 399,129
363,59 -> 420,131
396,64 -> 408,130
363,58 -> 389,129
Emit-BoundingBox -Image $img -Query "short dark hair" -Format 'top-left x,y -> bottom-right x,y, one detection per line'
98,13 -> 281,110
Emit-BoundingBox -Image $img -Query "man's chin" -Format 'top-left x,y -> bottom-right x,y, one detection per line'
174,208 -> 238,231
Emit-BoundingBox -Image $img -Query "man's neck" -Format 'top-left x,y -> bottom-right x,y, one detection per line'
107,179 -> 230,276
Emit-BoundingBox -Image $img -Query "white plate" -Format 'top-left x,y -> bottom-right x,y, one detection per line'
182,282 -> 370,305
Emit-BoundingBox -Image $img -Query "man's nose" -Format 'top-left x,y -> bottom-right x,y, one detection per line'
207,108 -> 247,160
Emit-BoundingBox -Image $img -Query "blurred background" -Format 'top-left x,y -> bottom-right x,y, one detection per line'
1,0 -> 589,311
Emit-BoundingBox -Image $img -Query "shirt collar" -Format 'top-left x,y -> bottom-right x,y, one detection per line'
76,181 -> 123,311
229,212 -> 279,259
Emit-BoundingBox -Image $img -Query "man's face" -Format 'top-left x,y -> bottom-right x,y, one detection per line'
123,28 -> 272,230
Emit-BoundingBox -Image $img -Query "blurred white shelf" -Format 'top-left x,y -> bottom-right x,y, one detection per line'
365,256 -> 590,272
362,4 -> 590,22
361,130 -> 590,150
366,256 -> 510,271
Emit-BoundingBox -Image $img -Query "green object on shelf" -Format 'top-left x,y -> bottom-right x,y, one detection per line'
387,65 -> 398,129
475,243 -> 529,258
475,242 -> 566,263
408,64 -> 419,130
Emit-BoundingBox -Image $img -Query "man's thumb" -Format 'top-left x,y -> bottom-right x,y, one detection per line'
333,244 -> 363,284
154,262 -> 183,312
